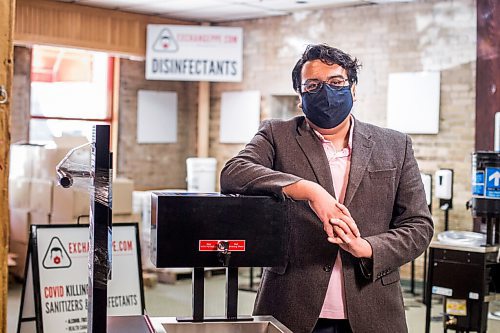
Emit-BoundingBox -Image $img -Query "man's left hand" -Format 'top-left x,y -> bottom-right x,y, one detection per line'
327,203 -> 373,259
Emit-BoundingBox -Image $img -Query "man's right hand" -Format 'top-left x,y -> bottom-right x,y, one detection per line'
283,180 -> 360,239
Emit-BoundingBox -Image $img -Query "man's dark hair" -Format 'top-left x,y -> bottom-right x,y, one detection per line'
292,44 -> 361,93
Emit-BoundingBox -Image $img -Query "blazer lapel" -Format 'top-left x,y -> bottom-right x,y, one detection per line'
295,119 -> 335,196
343,119 -> 374,207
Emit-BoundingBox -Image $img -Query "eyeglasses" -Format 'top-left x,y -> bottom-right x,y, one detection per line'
301,77 -> 349,94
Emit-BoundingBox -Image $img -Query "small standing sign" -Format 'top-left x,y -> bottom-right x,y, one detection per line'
17,223 -> 145,333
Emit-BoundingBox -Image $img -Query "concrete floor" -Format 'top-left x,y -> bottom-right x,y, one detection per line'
7,274 -> 500,332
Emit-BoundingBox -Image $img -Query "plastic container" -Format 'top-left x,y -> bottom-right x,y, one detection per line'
186,157 -> 217,192
437,230 -> 486,247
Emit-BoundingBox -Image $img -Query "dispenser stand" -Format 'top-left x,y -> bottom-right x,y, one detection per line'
177,244 -> 252,323
177,267 -> 253,323
226,267 -> 239,320
440,199 -> 452,232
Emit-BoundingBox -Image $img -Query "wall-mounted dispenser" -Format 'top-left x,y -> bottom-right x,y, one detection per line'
435,169 -> 453,230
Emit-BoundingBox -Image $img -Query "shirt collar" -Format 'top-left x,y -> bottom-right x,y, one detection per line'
313,117 -> 354,150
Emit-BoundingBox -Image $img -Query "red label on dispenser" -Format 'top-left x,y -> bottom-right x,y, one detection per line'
199,240 -> 246,252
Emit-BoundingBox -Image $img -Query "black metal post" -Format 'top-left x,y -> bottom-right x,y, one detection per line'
444,208 -> 449,231
249,267 -> 254,289
422,201 -> 431,304
88,125 -> 112,333
226,267 -> 239,320
494,217 -> 499,244
192,267 -> 205,322
422,249 -> 428,304
486,217 -> 493,245
410,260 -> 415,295
425,247 -> 435,333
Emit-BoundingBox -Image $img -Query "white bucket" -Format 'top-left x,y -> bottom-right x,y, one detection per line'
186,157 -> 217,192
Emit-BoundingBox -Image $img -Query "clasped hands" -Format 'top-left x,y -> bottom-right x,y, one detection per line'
308,186 -> 373,259
283,180 -> 373,258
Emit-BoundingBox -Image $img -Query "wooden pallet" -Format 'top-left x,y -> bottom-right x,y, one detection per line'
142,272 -> 158,288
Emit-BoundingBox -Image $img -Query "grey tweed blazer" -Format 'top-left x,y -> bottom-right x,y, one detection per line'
220,116 -> 433,333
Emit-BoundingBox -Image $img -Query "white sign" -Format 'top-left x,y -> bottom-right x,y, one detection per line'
18,224 -> 143,333
137,90 -> 178,144
386,71 -> 440,134
432,285 -> 453,297
220,91 -> 261,143
146,25 -> 243,82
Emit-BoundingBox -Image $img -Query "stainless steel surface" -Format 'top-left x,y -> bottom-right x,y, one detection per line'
430,240 -> 499,253
163,321 -> 282,333
150,316 -> 292,333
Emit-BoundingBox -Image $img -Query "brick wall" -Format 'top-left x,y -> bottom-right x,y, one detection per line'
11,46 -> 31,143
117,58 -> 198,189
210,0 -> 477,280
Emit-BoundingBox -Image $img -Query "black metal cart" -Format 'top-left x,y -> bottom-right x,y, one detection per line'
424,241 -> 500,333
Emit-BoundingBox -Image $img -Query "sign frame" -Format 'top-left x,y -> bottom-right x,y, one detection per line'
145,24 -> 243,82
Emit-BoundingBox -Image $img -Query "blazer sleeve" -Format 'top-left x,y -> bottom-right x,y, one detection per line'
220,120 -> 303,200
363,134 -> 434,282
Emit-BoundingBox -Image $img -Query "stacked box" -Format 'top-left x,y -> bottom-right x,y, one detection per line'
8,138 -> 136,279
9,209 -> 49,279
112,178 -> 134,215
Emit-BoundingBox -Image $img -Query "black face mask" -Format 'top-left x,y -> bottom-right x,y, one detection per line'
301,85 -> 353,129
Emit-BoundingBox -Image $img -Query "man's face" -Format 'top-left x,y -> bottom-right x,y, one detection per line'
299,60 -> 356,101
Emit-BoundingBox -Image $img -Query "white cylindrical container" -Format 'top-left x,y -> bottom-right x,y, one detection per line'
186,157 -> 217,192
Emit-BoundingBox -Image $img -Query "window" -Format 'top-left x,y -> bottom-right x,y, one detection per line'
30,45 -> 113,143
270,95 -> 301,120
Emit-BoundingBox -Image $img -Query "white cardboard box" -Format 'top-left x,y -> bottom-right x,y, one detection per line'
51,213 -> 140,225
9,178 -> 31,209
9,208 -> 30,243
52,185 -> 90,220
30,179 -> 53,213
9,240 -> 28,279
53,135 -> 88,148
50,177 -> 134,220
50,215 -> 88,225
34,135 -> 88,180
52,184 -> 74,220
30,211 -> 50,226
9,144 -> 40,179
9,209 -> 50,244
112,178 -> 134,215
73,188 -> 90,217
133,189 -> 187,271
35,146 -> 72,180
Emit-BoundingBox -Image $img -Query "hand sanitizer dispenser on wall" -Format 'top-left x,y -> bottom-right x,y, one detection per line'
435,169 -> 453,231
435,169 -> 453,202
421,173 -> 432,213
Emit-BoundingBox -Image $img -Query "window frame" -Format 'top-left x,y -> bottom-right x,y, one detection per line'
28,46 -> 115,143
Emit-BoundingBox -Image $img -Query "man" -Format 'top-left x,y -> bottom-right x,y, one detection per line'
220,44 -> 433,333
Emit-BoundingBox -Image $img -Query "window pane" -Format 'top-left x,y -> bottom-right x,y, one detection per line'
30,45 -> 110,120
29,119 -> 109,144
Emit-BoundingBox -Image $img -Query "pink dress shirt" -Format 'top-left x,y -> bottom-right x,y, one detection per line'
313,123 -> 353,320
